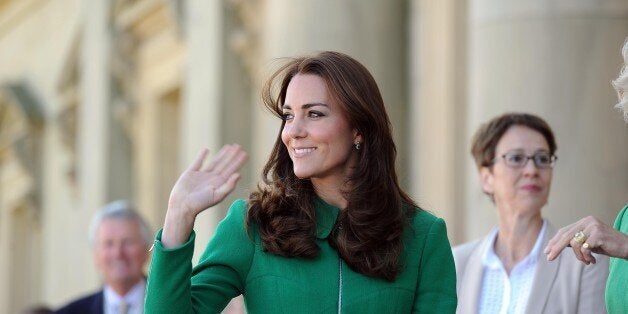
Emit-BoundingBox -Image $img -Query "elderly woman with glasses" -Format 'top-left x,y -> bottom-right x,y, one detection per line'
454,112 -> 609,314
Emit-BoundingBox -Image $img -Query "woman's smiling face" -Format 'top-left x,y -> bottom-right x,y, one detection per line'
281,74 -> 361,182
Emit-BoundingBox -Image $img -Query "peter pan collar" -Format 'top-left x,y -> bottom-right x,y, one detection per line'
314,197 -> 340,239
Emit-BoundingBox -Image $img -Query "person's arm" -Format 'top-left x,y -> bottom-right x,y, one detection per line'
144,229 -> 196,314
145,200 -> 254,314
144,144 -> 248,314
544,213 -> 628,264
413,218 -> 457,313
189,200 -> 255,310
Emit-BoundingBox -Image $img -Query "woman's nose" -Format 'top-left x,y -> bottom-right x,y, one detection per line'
285,117 -> 307,138
522,157 -> 540,175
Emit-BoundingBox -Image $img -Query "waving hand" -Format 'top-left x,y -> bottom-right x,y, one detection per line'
162,144 -> 248,248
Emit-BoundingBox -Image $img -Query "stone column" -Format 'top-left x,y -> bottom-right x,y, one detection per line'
78,0 -> 110,222
464,1 -> 628,241
182,0 -> 224,262
409,0 -> 468,244
74,0 -> 112,293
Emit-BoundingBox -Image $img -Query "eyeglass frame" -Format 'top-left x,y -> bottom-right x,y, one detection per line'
492,151 -> 558,169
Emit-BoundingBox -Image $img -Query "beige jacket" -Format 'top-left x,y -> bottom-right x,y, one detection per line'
454,222 -> 609,314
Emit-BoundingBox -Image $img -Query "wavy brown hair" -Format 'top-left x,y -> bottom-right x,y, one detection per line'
246,51 -> 417,281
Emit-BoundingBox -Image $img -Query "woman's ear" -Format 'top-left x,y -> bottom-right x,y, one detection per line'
353,130 -> 363,144
479,166 -> 494,195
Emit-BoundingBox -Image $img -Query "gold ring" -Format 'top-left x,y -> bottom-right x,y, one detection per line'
582,242 -> 590,249
574,231 -> 587,244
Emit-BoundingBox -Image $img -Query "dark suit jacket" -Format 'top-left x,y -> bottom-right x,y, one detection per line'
55,290 -> 103,314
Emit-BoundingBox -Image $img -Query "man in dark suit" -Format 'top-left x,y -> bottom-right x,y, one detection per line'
56,201 -> 152,314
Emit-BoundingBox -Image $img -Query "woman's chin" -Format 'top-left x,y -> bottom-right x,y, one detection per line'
293,171 -> 311,180
518,198 -> 547,213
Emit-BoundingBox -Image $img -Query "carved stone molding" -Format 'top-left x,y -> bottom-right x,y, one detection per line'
228,0 -> 261,78
56,34 -> 80,186
0,82 -> 43,216
111,0 -> 184,139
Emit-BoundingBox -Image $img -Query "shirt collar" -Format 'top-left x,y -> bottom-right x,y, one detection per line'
314,197 -> 340,239
481,227 -> 501,269
104,278 -> 146,308
482,220 -> 547,269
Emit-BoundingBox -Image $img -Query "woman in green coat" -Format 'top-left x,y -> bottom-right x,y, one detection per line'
144,51 -> 457,313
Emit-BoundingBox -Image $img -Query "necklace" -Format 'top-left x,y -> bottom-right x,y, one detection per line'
337,256 -> 343,314
336,221 -> 344,313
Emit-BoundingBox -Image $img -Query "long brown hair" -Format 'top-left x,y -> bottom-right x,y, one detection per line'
247,51 -> 417,281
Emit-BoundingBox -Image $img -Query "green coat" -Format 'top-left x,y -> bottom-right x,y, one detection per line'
145,198 -> 457,313
606,204 -> 628,312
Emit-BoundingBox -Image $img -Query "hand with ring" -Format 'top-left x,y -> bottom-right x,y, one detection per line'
574,231 -> 586,244
544,215 -> 628,265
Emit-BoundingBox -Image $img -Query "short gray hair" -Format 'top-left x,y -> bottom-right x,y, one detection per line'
612,37 -> 628,122
88,200 -> 153,247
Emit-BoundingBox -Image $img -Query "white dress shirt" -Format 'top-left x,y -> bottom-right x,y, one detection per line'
478,220 -> 546,314
104,279 -> 146,314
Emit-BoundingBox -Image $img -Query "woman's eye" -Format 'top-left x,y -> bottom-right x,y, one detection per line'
282,113 -> 293,120
535,154 -> 551,164
508,154 -> 524,162
308,111 -> 324,118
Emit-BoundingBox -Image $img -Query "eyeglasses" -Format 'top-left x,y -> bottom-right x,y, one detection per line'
494,151 -> 557,169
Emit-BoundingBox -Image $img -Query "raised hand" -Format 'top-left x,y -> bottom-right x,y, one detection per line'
544,215 -> 628,264
162,144 -> 248,248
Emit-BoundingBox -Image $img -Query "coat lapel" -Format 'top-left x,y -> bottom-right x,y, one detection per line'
525,223 -> 560,314
314,197 -> 339,239
91,290 -> 105,314
457,235 -> 492,313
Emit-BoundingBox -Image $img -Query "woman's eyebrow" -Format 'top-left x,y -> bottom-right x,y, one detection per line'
282,102 -> 329,110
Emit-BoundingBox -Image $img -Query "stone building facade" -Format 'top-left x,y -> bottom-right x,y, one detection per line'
0,0 -> 626,312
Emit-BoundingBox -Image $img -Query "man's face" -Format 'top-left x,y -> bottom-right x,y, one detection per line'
94,218 -> 149,289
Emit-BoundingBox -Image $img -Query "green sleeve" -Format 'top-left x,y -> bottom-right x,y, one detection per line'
144,228 -> 196,314
612,204 -> 628,232
144,199 -> 255,314
413,217 -> 457,313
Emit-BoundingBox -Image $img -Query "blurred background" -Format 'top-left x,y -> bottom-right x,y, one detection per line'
0,0 -> 626,312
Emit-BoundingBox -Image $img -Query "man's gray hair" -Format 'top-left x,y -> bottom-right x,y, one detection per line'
88,200 -> 153,247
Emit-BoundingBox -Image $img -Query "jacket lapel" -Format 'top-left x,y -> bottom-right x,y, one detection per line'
525,223 -> 560,314
458,235 -> 492,313
92,290 -> 105,314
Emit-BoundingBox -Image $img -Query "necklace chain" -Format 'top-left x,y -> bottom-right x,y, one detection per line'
338,256 -> 343,314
